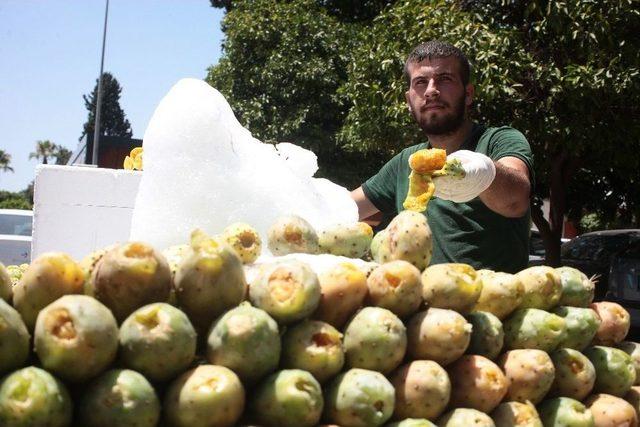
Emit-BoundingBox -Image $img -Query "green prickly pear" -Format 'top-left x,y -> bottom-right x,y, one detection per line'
390,360 -> 450,421
516,266 -> 562,310
618,341 -> 640,385
549,348 -> 596,401
447,355 -> 509,413
5,264 -> 28,288
79,244 -> 116,291
503,308 -> 567,352
374,211 -> 432,270
318,222 -> 373,258
0,366 -> 72,427
553,306 -> 600,351
221,222 -> 262,264
386,420 -> 436,427
466,311 -> 504,360
438,409 -> 496,427
0,299 -> 29,374
555,266 -> 595,307
267,215 -> 319,255
34,294 -> 118,382
0,263 -> 12,302
499,349 -> 555,404
421,263 -> 482,313
537,397 -> 595,427
474,269 -> 524,320
78,369 -> 160,427
366,260 -> 422,318
370,229 -> 387,261
251,369 -> 324,427
585,393 -> 638,427
314,262 -> 368,328
491,401 -> 543,427
591,301 -> 630,346
584,345 -> 636,396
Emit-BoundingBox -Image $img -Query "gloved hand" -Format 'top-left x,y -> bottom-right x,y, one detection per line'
433,150 -> 496,203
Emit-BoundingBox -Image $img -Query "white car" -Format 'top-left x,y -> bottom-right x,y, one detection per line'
0,209 -> 32,265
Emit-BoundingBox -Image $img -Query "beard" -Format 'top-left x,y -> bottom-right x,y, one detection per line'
411,94 -> 466,136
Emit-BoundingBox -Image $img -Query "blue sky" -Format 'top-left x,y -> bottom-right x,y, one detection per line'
0,0 -> 224,192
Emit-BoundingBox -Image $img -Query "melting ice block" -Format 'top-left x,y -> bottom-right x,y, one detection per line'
129,78 -> 358,252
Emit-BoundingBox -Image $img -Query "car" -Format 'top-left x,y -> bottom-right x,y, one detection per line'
528,229 -> 569,267
0,209 -> 33,265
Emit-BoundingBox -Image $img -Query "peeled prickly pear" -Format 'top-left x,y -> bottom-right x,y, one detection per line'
584,345 -> 636,396
318,222 -> 373,258
619,341 -> 640,385
466,311 -> 504,360
499,349 -> 555,404
366,260 -> 422,318
591,301 -> 630,346
267,215 -> 319,255
0,299 -> 29,374
585,393 -> 638,427
447,355 -> 509,413
0,263 -> 12,303
422,263 -> 482,313
516,266 -> 562,310
537,397 -> 595,427
555,266 -> 595,307
5,264 -> 28,288
313,262 -> 368,328
221,222 -> 262,264
549,348 -> 596,401
438,408 -> 496,427
474,269 -> 524,320
503,308 -> 567,352
374,211 -> 432,270
553,306 -> 601,351
390,360 -> 450,421
491,401 -> 543,427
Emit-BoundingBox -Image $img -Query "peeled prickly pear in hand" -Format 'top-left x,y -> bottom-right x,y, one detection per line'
318,222 -> 373,258
421,263 -> 482,314
267,215 -> 319,255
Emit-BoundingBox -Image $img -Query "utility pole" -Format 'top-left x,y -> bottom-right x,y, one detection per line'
92,0 -> 110,166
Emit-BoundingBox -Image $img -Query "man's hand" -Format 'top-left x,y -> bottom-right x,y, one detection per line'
433,150 -> 496,203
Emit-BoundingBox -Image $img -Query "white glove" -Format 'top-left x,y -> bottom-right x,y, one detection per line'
433,150 -> 496,203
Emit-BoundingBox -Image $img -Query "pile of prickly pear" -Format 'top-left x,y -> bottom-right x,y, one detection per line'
1,213 -> 640,427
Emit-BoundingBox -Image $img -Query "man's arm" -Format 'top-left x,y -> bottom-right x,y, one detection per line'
479,156 -> 531,218
351,186 -> 381,221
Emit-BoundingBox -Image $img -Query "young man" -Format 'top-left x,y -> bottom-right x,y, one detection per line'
351,41 -> 533,273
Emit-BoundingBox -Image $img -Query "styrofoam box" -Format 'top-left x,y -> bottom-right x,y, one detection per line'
32,165 -> 141,261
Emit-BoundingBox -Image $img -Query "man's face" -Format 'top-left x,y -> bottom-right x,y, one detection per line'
405,56 -> 474,135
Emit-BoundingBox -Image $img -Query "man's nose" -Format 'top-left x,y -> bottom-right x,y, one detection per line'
425,79 -> 439,98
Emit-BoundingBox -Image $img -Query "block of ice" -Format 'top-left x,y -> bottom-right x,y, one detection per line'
129,78 -> 358,252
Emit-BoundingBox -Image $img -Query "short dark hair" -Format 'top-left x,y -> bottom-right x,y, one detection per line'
403,41 -> 471,86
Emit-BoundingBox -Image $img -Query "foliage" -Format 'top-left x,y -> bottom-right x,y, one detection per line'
0,191 -> 31,210
29,140 -> 57,165
53,147 -> 72,165
80,72 -> 133,141
0,150 -> 13,173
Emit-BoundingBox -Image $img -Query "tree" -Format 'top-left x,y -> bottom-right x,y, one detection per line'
0,150 -> 13,172
29,140 -> 57,165
53,146 -> 72,165
80,72 -> 133,141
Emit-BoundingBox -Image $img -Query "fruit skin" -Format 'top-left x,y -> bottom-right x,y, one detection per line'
5,264 -> 29,288
318,222 -> 373,259
78,369 -> 160,427
119,302 -> 197,383
249,259 -> 321,324
553,306 -> 601,351
206,303 -> 281,383
499,349 -> 556,404
175,229 -> 247,332
281,319 -> 344,383
555,266 -> 595,307
89,242 -> 172,323
549,348 -> 596,401
584,345 -> 637,397
163,365 -> 245,427
491,401 -> 543,427
374,211 -> 433,270
366,260 -> 422,319
370,229 -> 387,261
323,368 -> 395,427
421,263 -> 482,313
438,408 -> 496,427
406,308 -> 472,366
591,301 -> 630,346
0,366 -> 72,427
0,299 -> 30,374
584,393 -> 638,427
619,341 -> 640,385
0,263 -> 12,302
79,245 -> 115,291
313,262 -> 368,328
34,294 -> 118,382
343,306 -> 407,374
386,420 -> 436,427
390,360 -> 451,421
221,222 -> 262,264
474,269 -> 524,320
13,252 -> 85,330
466,311 -> 504,360
515,266 -> 562,310
267,215 -> 319,255
624,386 -> 640,419
537,397 -> 595,427
503,308 -> 567,352
447,355 -> 509,413
250,369 -> 323,427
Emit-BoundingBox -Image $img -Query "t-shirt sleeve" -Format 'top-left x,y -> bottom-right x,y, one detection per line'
486,127 -> 535,186
362,152 -> 402,215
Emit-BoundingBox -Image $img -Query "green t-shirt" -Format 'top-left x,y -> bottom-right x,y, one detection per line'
362,123 -> 534,273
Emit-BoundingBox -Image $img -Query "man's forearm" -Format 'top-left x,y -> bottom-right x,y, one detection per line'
351,186 -> 381,220
479,158 -> 531,218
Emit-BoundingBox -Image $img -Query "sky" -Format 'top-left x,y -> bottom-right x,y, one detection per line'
0,0 -> 225,192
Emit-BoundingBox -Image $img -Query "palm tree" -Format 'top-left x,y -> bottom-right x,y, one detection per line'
0,150 -> 13,172
29,140 -> 57,165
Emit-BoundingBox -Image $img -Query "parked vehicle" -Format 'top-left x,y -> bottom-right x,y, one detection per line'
0,209 -> 33,265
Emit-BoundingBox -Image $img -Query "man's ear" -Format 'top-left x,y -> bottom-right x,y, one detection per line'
465,83 -> 475,108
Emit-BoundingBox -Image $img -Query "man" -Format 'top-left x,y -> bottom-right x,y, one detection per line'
351,41 -> 533,273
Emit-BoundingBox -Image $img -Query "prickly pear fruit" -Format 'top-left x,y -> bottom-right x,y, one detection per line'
624,386 -> 640,419
267,215 -> 319,255
591,301 -> 630,345
585,393 -> 638,427
0,366 -> 72,427
13,252 -> 84,330
407,308 -> 472,366
5,263 -> 28,287
251,369 -> 323,427
344,307 -> 406,373
221,222 -> 262,264
447,355 -> 509,413
422,263 -> 482,313
175,229 -> 247,332
537,397 -> 595,427
370,229 -> 387,261
79,244 -> 116,289
249,259 -> 320,324
438,408 -> 496,427
515,266 -> 562,310
313,262 -> 368,328
0,299 -> 29,374
78,369 -> 160,427
503,308 -> 567,352
0,263 -> 12,302
374,211 -> 432,270
553,306 -> 601,351
549,348 -> 596,401
584,345 -> 636,396
161,243 -> 189,278
467,311 -> 504,360
164,365 -> 245,427
207,303 -> 281,383
366,260 -> 422,318
390,360 -> 450,421
319,222 -> 373,258
281,320 -> 344,383
119,302 -> 197,383
474,269 -> 524,319
324,368 -> 395,427
619,341 -> 640,385
89,242 -> 172,322
499,349 -> 555,404
491,401 -> 543,427
34,295 -> 118,382
386,420 -> 436,427
556,266 -> 595,307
